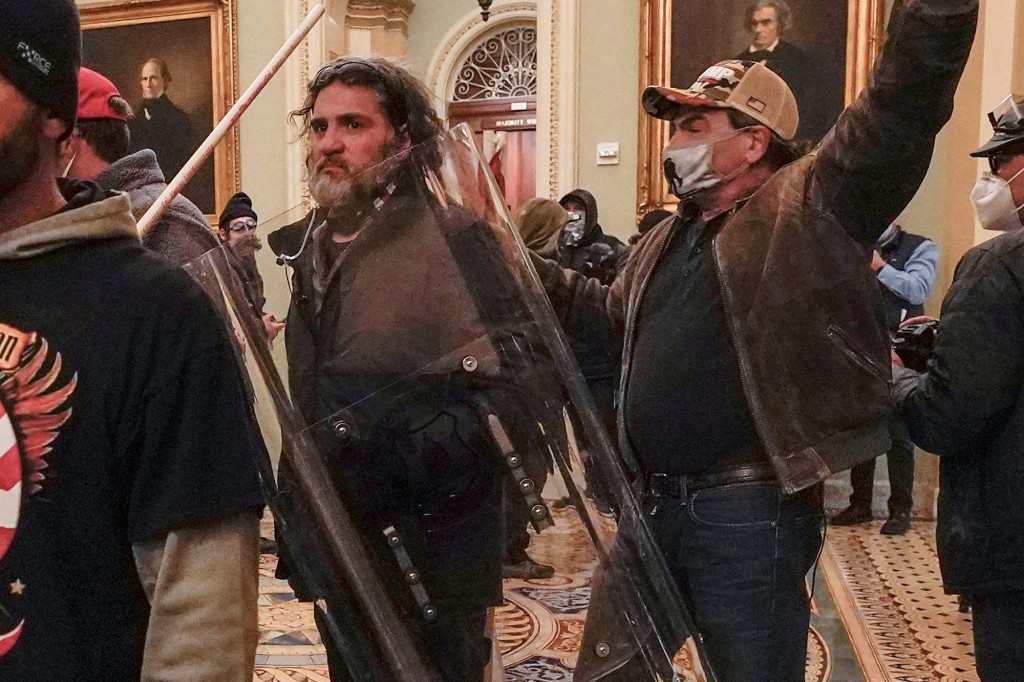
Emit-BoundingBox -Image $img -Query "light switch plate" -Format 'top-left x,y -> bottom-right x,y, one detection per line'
596,142 -> 619,166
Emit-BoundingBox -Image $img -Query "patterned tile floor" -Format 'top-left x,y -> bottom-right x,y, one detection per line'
254,513 -> 979,681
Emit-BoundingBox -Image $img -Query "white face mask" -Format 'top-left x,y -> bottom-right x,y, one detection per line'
970,166 -> 1024,232
662,128 -> 750,200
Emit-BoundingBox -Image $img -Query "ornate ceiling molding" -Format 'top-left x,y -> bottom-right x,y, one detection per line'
345,0 -> 416,32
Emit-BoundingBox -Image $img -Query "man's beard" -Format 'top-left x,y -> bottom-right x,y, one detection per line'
234,233 -> 262,251
306,137 -> 403,211
0,106 -> 44,205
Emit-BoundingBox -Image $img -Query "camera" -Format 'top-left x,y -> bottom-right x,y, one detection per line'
892,319 -> 938,372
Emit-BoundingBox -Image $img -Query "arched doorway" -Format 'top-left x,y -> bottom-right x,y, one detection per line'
445,23 -> 538,215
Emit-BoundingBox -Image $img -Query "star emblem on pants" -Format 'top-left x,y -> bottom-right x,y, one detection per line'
9,580 -> 25,596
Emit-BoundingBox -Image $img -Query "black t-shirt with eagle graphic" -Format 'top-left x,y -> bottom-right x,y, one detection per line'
0,232 -> 264,680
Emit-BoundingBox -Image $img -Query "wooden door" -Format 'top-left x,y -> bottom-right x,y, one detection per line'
449,97 -> 537,216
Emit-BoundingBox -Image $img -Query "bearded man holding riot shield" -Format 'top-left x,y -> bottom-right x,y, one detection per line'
268,57 -> 545,682
250,55 -> 702,682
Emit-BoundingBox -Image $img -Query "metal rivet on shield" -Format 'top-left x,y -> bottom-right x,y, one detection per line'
530,504 -> 548,521
422,604 -> 438,623
506,454 -> 521,468
387,533 -> 402,548
332,420 -> 351,442
519,478 -> 535,494
595,641 -> 611,658
405,569 -> 421,585
461,356 -> 478,372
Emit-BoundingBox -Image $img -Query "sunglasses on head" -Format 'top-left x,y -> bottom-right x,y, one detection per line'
227,218 -> 257,232
312,60 -> 388,90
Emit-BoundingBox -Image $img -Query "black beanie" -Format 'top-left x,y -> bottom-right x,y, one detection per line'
0,0 -> 81,135
219,192 -> 258,229
638,208 -> 673,236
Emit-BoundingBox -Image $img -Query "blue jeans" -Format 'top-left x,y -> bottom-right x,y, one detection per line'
649,481 -> 824,681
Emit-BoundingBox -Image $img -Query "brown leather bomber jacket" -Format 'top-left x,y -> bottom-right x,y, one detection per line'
533,0 -> 978,493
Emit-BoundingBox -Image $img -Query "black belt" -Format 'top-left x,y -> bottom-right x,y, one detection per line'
647,462 -> 777,499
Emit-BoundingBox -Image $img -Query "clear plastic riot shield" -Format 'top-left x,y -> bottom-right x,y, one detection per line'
185,123 -> 709,682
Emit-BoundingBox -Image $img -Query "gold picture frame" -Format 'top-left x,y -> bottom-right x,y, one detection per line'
80,0 -> 240,220
636,0 -> 886,218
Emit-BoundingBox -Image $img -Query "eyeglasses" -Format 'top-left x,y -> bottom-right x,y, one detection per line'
227,219 -> 257,232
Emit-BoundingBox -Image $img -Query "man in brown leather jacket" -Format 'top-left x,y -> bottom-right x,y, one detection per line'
533,0 -> 977,678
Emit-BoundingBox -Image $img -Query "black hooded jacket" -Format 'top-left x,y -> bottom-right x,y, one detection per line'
895,226 -> 1024,595
552,190 -> 626,383
557,189 -> 629,286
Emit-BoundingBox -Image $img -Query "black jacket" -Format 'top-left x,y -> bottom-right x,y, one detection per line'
557,189 -> 629,286
895,227 -> 1024,595
268,176 -> 565,611
876,226 -> 929,331
557,189 -> 627,381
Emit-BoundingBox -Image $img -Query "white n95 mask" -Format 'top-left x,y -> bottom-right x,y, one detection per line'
970,167 -> 1024,232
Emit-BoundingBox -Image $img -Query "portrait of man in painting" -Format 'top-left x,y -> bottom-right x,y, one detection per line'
672,0 -> 847,143
82,16 -> 219,214
130,56 -> 197,199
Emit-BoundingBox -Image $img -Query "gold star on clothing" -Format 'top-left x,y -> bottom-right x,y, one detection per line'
9,579 -> 25,596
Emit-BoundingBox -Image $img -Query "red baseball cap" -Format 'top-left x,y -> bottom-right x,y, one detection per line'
77,67 -> 129,122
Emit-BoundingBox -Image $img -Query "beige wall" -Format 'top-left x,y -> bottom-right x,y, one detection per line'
407,0 -> 478,80
236,0 -> 295,319
573,0 -> 640,239
408,0 -> 641,239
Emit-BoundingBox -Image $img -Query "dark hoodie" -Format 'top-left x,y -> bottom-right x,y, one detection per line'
93,149 -> 219,267
0,180 -> 263,681
557,189 -> 629,286
554,190 -> 623,433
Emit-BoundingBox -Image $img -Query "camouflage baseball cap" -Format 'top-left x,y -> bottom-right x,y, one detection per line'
642,60 -> 799,140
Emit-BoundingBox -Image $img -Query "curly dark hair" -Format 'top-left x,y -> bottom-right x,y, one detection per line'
744,0 -> 793,35
290,57 -> 445,171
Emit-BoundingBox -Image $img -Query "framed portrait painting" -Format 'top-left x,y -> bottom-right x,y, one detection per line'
637,0 -> 886,217
80,0 -> 239,218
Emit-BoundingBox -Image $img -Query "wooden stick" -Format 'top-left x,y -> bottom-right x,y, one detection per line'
137,3 -> 326,235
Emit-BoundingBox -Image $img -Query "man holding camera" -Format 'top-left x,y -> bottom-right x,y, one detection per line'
894,94 -> 1024,681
